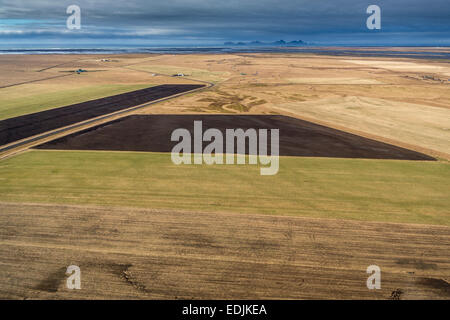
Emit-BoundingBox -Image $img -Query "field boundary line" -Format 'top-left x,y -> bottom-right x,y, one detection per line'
0,73 -> 74,89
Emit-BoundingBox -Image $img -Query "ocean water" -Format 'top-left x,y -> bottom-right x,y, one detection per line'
1,46 -> 450,60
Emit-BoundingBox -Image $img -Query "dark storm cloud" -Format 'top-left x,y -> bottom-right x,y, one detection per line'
0,0 -> 449,44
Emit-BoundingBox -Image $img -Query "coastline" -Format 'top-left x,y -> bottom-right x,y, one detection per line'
1,46 -> 450,60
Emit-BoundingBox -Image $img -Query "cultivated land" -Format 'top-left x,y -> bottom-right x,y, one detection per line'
0,150 -> 448,226
37,115 -> 434,160
0,84 -> 203,146
0,202 -> 448,300
0,50 -> 449,299
0,84 -> 151,121
130,52 -> 450,159
0,54 -> 197,119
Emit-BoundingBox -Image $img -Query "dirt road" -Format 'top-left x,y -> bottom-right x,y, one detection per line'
0,84 -> 204,147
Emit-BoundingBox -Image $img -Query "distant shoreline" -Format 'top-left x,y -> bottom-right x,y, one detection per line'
1,46 -> 450,59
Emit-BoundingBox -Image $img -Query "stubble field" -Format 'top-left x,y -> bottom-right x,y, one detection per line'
0,202 -> 448,300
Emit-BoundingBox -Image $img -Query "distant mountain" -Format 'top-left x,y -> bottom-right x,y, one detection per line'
224,40 -> 307,46
288,40 -> 306,45
272,40 -> 286,45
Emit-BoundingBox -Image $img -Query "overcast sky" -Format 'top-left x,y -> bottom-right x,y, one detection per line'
0,0 -> 449,47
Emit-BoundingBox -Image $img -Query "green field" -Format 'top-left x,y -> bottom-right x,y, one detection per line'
1,150 -> 449,226
0,84 -> 153,120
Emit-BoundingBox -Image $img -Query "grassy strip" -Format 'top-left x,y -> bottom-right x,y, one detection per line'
0,150 -> 448,226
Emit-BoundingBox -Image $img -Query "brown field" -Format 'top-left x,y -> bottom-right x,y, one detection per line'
0,54 -> 158,89
36,114 -> 434,161
0,51 -> 449,300
0,202 -> 448,300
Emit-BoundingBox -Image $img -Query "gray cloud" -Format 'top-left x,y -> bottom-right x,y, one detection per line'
0,0 -> 449,45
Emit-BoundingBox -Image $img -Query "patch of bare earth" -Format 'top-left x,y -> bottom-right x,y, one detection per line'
0,202 -> 448,300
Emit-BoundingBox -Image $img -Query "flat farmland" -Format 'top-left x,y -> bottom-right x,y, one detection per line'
1,53 -> 449,157
0,150 -> 448,226
0,84 -> 151,121
0,54 -> 196,120
0,52 -> 449,300
0,54 -> 89,88
0,202 -> 448,299
131,53 -> 450,159
37,114 -> 434,160
0,84 -> 204,146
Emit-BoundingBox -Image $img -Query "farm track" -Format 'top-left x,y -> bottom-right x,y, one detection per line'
0,84 -> 207,156
0,74 -> 74,90
0,84 -> 204,147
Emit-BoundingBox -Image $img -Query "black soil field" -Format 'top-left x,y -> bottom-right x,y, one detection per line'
0,84 -> 204,146
36,115 -> 435,160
